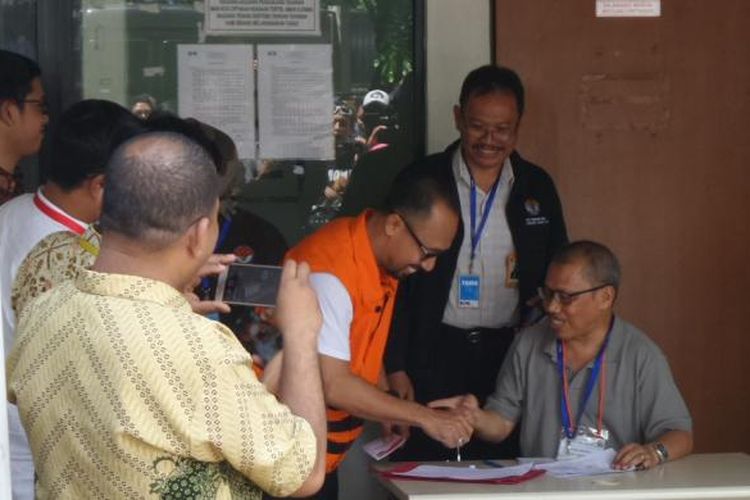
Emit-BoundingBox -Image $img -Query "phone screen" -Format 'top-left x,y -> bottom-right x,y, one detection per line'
215,264 -> 282,307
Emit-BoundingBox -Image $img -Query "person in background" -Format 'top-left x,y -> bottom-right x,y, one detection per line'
355,89 -> 392,157
338,76 -> 416,218
131,93 -> 158,120
0,49 -> 47,206
189,118 -> 289,363
10,113 -> 240,321
8,131 -> 327,498
433,241 -> 693,470
385,65 -> 568,461
0,98 -> 139,499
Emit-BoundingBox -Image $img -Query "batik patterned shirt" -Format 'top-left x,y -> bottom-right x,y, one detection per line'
12,226 -> 100,318
7,269 -> 316,499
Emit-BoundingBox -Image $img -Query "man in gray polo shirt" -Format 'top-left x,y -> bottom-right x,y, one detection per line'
432,240 -> 693,470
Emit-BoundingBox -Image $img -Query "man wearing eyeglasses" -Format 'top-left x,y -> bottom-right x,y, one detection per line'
0,50 -> 48,206
433,241 -> 693,469
384,65 -> 568,461
286,167 -> 473,499
0,49 -> 50,500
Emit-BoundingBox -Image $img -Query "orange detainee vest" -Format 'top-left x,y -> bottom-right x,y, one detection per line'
286,211 -> 398,473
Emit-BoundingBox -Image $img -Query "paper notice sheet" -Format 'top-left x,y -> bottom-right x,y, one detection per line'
177,44 -> 256,159
257,44 -> 334,160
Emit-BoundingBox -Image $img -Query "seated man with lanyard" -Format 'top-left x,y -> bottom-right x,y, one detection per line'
433,240 -> 693,469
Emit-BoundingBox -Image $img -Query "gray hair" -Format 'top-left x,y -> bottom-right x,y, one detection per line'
551,240 -> 621,291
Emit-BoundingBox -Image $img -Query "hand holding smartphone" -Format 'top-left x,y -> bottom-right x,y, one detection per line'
215,263 -> 283,307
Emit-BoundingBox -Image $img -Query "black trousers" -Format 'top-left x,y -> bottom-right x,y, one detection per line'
391,323 -> 520,461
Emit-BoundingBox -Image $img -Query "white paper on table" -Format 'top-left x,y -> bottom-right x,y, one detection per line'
390,462 -> 534,481
533,448 -> 631,478
363,435 -> 406,461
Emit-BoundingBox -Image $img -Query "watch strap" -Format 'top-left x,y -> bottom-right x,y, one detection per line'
652,441 -> 669,463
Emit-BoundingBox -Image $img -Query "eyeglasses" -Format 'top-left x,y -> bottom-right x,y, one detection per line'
22,99 -> 49,115
537,283 -> 610,306
463,119 -> 517,142
395,212 -> 443,262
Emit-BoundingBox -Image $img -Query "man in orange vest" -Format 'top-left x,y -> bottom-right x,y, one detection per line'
287,167 -> 472,499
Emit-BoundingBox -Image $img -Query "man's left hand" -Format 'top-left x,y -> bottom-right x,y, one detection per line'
198,253 -> 237,278
613,443 -> 660,470
183,253 -> 237,315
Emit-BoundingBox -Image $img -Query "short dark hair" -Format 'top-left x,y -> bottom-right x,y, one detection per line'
382,166 -> 458,221
458,65 -> 525,117
0,50 -> 41,108
43,99 -> 145,190
146,112 -> 225,175
551,240 -> 621,291
100,132 -> 220,247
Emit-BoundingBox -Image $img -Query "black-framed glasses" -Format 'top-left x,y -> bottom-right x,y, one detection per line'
395,212 -> 443,262
537,283 -> 610,306
22,99 -> 49,115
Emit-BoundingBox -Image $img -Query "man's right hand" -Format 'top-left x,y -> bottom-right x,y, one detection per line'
275,259 -> 321,348
419,405 -> 474,449
429,394 -> 516,444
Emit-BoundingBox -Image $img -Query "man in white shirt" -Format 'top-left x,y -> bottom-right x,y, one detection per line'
385,65 -> 568,461
0,99 -> 141,498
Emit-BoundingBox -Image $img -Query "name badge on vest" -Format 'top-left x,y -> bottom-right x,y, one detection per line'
458,274 -> 480,308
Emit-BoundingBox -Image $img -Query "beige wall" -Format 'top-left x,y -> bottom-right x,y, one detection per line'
495,0 -> 750,452
426,0 -> 492,153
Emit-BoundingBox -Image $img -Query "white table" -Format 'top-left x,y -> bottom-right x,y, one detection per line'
374,453 -> 750,499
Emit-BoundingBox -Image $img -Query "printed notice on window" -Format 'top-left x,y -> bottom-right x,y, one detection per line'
177,44 -> 256,160
257,44 -> 334,160
596,0 -> 660,17
205,0 -> 320,36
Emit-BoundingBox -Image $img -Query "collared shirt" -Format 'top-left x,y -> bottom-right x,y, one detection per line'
12,226 -> 100,318
8,269 -> 316,499
442,147 -> 519,328
0,190 -> 89,499
485,316 -> 693,458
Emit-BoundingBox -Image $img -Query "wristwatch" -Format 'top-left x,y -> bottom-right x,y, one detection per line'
652,441 -> 669,464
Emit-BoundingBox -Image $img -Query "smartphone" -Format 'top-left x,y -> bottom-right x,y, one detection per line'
215,263 -> 282,307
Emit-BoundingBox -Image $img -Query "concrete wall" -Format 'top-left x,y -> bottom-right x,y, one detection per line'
425,0 -> 492,153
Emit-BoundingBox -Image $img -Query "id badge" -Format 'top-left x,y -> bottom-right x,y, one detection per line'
505,252 -> 519,288
556,426 -> 609,461
458,274 -> 480,308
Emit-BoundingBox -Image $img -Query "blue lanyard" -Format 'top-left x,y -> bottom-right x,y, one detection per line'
557,318 -> 613,440
469,175 -> 501,272
215,215 -> 233,252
